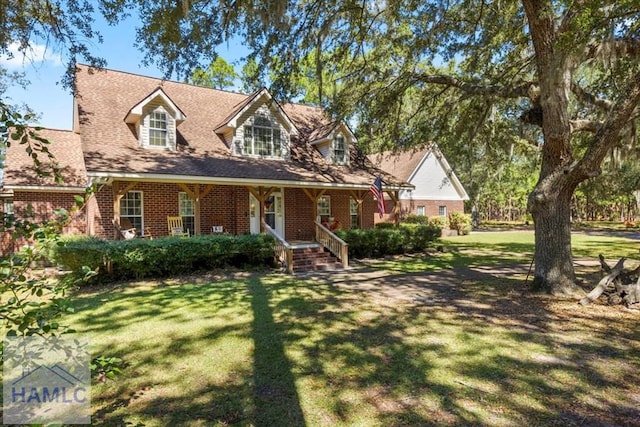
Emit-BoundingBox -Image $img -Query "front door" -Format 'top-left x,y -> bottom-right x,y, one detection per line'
249,191 -> 285,237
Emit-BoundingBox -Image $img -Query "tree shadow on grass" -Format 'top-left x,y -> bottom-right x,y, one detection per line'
248,276 -> 306,426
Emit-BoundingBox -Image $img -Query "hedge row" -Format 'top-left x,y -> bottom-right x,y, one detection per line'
336,223 -> 441,258
51,234 -> 276,282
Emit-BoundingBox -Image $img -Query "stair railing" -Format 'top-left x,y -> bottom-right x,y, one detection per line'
262,219 -> 294,274
315,221 -> 349,268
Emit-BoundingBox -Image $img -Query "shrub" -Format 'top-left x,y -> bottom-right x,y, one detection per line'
374,222 -> 395,229
428,216 -> 448,230
51,234 -> 276,282
403,214 -> 430,225
449,212 -> 472,235
336,223 -> 440,258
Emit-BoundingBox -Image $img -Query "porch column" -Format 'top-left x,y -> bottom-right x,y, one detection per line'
302,188 -> 326,223
386,190 -> 401,226
349,190 -> 368,229
178,183 -> 215,236
246,186 -> 278,233
113,181 -> 138,238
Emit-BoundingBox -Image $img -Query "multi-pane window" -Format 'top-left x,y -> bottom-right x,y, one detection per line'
243,114 -> 282,157
179,192 -> 195,235
416,206 -> 426,216
148,110 -> 168,147
120,191 -> 143,232
350,198 -> 360,229
3,198 -> 13,215
334,134 -> 347,164
439,205 -> 447,217
317,195 -> 331,223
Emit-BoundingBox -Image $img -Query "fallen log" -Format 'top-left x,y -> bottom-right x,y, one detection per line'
580,256 -> 640,306
579,257 -> 626,305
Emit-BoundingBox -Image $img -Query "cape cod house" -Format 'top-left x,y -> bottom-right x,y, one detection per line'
369,145 -> 469,222
1,65 -> 412,259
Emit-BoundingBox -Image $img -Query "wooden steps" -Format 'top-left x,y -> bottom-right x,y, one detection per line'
291,244 -> 344,273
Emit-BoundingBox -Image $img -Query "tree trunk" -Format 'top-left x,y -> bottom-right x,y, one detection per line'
528,177 -> 583,295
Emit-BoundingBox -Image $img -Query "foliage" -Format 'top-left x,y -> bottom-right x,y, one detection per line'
188,57 -> 238,89
402,214 -> 430,225
428,216 -> 448,230
449,212 -> 472,235
336,224 -> 440,258
0,209 -> 76,337
52,234 -> 276,282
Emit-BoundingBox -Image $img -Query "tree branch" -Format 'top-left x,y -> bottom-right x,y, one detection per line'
570,119 -> 601,133
411,73 -> 535,99
570,81 -> 614,112
584,38 -> 640,62
574,70 -> 640,179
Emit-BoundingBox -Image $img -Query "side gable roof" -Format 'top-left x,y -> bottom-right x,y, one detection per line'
3,128 -> 87,190
370,145 -> 469,200
12,64 -> 412,191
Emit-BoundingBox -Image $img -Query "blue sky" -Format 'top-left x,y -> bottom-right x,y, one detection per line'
1,15 -> 248,130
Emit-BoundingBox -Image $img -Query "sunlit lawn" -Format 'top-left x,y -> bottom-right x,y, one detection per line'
66,231 -> 640,426
372,230 -> 640,273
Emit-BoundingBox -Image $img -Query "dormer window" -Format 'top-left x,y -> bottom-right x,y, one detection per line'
243,114 -> 282,158
125,88 -> 186,151
148,110 -> 168,147
334,134 -> 347,164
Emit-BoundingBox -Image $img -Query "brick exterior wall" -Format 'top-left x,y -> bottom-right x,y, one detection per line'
1,183 -> 381,253
374,199 -> 465,224
1,191 -> 86,255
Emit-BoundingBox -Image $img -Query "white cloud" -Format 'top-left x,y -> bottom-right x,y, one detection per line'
0,42 -> 63,68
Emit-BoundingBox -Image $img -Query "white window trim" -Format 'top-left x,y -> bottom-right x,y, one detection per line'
333,133 -> 348,165
317,195 -> 331,221
142,106 -> 175,150
120,191 -> 144,233
242,113 -> 284,159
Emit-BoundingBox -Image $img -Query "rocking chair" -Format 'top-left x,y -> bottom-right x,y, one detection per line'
167,216 -> 190,237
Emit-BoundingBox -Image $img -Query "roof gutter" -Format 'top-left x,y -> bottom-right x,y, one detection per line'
3,185 -> 87,193
86,171 -> 414,192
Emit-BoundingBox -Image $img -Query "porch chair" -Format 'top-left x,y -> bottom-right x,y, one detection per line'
167,216 -> 190,237
113,218 -> 137,240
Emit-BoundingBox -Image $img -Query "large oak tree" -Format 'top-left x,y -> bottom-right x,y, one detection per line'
2,1 -> 640,295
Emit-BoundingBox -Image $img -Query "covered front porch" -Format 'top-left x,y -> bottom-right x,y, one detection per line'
90,178 -> 404,271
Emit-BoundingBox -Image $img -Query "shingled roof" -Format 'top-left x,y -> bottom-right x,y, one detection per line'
71,65 -> 408,190
3,128 -> 87,190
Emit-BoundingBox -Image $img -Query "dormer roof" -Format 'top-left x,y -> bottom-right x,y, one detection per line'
214,87 -> 298,135
309,121 -> 356,145
124,87 -> 186,124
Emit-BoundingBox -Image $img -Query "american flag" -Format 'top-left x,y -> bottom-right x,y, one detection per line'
370,176 -> 386,218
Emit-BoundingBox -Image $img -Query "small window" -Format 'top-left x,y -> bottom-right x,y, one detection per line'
148,110 -> 168,147
3,198 -> 14,215
317,195 -> 331,223
350,198 -> 360,229
179,192 -> 195,235
120,191 -> 144,233
333,134 -> 347,164
416,206 -> 426,216
439,205 -> 447,217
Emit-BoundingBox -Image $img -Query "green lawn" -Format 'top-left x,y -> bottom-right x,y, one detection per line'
66,231 -> 640,426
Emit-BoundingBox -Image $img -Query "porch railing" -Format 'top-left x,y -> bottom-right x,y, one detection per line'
262,219 -> 294,274
315,221 -> 349,268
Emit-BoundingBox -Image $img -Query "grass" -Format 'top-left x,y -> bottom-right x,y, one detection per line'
64,231 -> 640,426
372,229 -> 639,273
